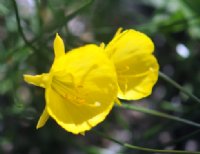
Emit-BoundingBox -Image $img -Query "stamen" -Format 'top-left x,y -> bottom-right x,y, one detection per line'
51,74 -> 101,107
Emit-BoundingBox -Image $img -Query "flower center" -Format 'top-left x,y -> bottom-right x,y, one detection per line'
51,71 -> 101,107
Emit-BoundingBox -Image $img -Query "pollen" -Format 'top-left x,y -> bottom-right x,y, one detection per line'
64,94 -> 86,105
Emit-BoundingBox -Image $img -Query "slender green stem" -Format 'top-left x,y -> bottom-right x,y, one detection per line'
93,130 -> 200,154
120,103 -> 200,128
12,0 -> 37,51
51,0 -> 94,33
48,0 -> 94,34
159,72 -> 200,104
11,0 -> 94,53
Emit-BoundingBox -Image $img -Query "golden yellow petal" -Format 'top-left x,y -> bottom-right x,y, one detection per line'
46,88 -> 114,134
46,44 -> 118,134
105,29 -> 154,60
36,107 -> 49,129
115,98 -> 122,105
117,54 -> 159,100
23,73 -> 49,88
53,33 -> 65,59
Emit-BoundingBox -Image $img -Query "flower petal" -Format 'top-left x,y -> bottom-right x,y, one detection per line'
105,29 -> 159,100
46,88 -> 114,134
46,44 -> 118,134
105,29 -> 154,60
36,107 -> 49,129
117,54 -> 159,100
23,73 -> 49,88
54,33 -> 65,59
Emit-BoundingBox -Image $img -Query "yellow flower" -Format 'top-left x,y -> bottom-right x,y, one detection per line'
24,34 -> 118,134
104,28 -> 159,100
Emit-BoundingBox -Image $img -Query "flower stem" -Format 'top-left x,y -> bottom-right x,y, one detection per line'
93,130 -> 200,154
119,103 -> 200,128
159,72 -> 200,104
12,0 -> 37,51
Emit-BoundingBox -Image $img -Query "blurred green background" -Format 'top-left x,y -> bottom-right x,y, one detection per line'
1,0 -> 200,153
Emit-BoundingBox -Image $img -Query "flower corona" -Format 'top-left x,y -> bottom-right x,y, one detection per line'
104,28 -> 159,100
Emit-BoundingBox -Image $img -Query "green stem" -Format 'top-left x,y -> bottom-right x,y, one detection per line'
11,0 -> 94,53
120,103 -> 200,128
48,0 -> 94,33
159,72 -> 200,104
93,130 -> 200,154
61,0 -> 94,26
12,0 -> 37,51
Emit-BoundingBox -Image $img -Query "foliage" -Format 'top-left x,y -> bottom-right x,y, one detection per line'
0,0 -> 200,153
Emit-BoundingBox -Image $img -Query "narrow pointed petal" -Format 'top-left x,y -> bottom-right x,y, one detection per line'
115,98 -> 122,105
113,27 -> 123,38
100,42 -> 105,49
36,107 -> 49,129
23,73 -> 49,88
54,33 -> 65,59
